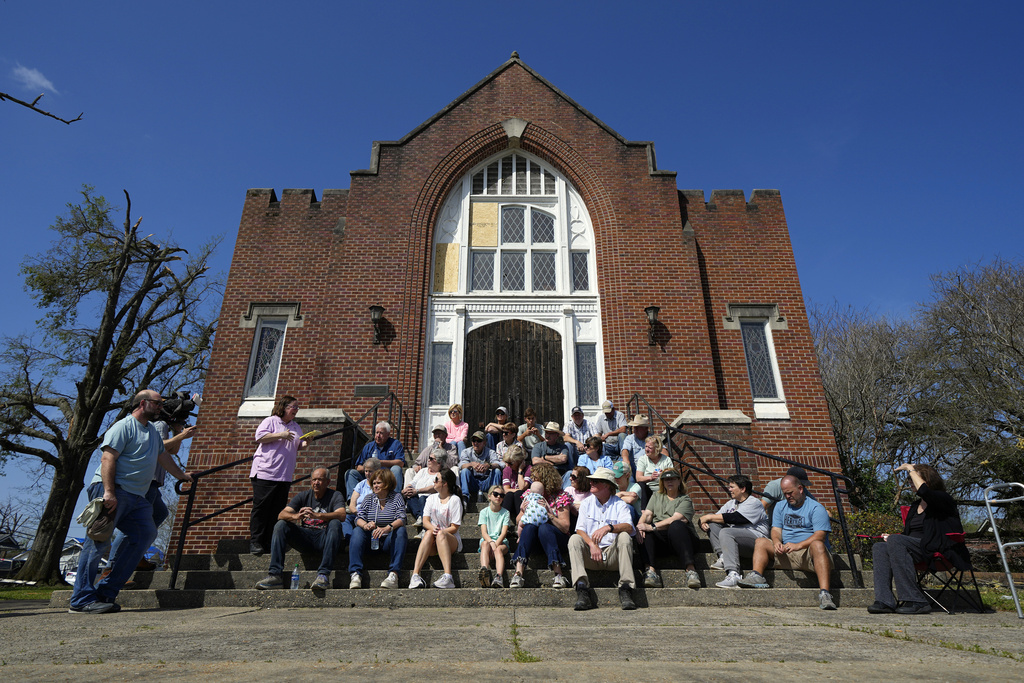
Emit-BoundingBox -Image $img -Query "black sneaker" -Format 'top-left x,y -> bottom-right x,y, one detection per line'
479,566 -> 492,588
895,601 -> 932,615
573,580 -> 593,611
249,542 -> 265,556
867,601 -> 895,614
618,584 -> 637,611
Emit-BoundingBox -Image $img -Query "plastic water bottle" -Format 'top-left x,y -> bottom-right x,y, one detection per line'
290,564 -> 300,589
371,535 -> 380,551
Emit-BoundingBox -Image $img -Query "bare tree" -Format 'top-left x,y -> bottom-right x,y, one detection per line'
0,91 -> 82,124
0,498 -> 34,540
811,259 -> 1024,516
810,303 -> 935,510
920,259 -> 1024,495
0,186 -> 220,583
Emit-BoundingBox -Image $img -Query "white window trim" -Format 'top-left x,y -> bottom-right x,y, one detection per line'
725,304 -> 790,421
423,151 -> 602,446
469,204 -> 560,295
238,303 -> 303,417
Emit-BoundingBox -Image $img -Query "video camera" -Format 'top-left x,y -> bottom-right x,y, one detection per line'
160,390 -> 199,425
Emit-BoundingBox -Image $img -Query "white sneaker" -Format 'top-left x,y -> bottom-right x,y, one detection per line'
433,573 -> 456,589
380,571 -> 399,589
552,574 -> 570,589
408,573 -> 426,589
709,556 -> 725,570
349,572 -> 362,589
715,571 -> 741,589
509,573 -> 525,588
414,516 -> 423,527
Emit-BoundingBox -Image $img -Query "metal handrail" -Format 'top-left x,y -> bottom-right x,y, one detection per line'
983,482 -> 1024,619
168,392 -> 403,589
625,393 -> 862,588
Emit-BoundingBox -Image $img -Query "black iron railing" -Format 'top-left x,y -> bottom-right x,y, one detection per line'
625,394 -> 863,588
169,393 -> 403,589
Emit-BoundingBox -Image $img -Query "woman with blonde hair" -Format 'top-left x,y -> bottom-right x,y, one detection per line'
444,403 -> 469,456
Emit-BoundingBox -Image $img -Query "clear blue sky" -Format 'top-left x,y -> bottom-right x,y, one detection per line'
2,2 -> 1022,535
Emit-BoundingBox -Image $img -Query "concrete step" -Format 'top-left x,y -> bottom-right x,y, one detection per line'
129,567 -> 869,590
49,585 -> 874,610
205,538 -> 862,570
174,547 -> 863,576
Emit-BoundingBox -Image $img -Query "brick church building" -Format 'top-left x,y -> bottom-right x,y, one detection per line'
176,54 -> 843,553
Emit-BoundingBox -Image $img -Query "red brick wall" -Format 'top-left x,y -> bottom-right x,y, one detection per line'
171,59 -> 842,555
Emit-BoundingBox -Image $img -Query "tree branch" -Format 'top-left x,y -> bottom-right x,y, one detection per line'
0,91 -> 83,125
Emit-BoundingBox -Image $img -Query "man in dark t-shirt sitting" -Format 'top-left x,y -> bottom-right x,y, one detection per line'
255,467 -> 346,592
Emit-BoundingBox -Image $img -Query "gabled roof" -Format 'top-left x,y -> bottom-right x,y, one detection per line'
352,52 -> 672,177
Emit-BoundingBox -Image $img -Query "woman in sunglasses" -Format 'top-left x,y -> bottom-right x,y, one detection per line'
404,448 -> 445,528
408,468 -> 464,588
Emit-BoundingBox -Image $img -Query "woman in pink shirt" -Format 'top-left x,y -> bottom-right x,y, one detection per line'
248,395 -> 308,556
444,403 -> 469,456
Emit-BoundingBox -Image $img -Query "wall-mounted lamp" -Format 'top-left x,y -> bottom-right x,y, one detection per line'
369,305 -> 385,345
644,305 -> 660,346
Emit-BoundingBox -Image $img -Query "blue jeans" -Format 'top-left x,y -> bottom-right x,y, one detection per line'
459,467 -> 501,503
345,466 -> 404,497
602,434 -> 624,461
108,480 -> 168,568
269,518 -> 344,577
512,522 -> 569,570
348,525 -> 407,574
406,494 -> 426,519
70,482 -> 158,608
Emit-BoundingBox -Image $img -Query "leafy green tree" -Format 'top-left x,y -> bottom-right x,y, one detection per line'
0,186 -> 220,583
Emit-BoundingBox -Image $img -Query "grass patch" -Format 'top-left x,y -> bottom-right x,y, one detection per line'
975,585 -> 1019,612
0,584 -> 63,601
505,609 -> 541,663
508,623 -> 541,662
821,620 -> 1024,662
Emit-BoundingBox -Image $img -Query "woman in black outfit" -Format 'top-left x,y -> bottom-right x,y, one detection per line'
867,463 -> 970,615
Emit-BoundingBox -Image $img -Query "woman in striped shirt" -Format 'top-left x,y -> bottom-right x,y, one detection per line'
347,468 -> 408,589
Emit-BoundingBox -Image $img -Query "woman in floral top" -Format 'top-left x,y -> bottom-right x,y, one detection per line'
508,462 -> 573,589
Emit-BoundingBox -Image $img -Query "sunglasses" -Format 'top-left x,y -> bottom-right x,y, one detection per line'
471,439 -> 483,443
569,474 -> 579,480
491,491 -> 505,498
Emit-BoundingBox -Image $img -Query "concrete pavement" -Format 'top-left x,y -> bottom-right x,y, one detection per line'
0,604 -> 1021,681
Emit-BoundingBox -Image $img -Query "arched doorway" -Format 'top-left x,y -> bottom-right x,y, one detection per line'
462,320 -> 564,431
421,149 -> 605,447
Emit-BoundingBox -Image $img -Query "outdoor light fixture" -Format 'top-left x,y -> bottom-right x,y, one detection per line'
644,305 -> 660,346
369,305 -> 385,344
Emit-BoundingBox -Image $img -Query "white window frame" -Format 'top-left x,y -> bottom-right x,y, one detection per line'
469,204 -> 560,294
724,304 -> 790,420
237,303 -> 303,417
424,150 -> 603,447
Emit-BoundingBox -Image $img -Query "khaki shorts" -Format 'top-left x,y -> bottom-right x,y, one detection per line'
774,546 -> 833,573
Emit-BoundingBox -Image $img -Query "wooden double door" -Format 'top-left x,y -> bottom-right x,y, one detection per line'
462,320 -> 565,432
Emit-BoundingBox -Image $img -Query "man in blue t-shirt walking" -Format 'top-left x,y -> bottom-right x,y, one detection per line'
68,389 -> 192,615
738,474 -> 837,610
